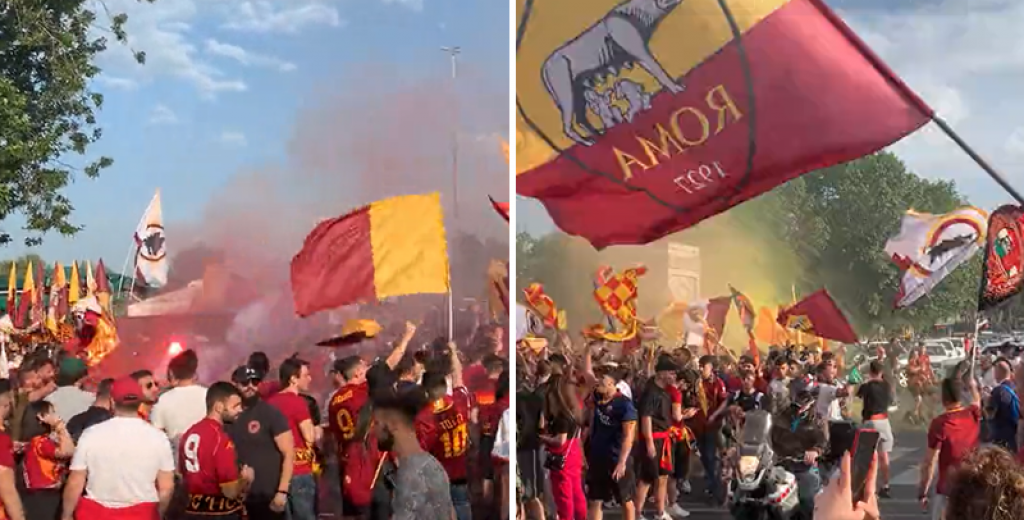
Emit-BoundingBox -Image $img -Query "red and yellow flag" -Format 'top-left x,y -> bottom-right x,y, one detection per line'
777,289 -> 858,344
290,193 -> 450,317
16,261 -> 34,327
593,266 -> 646,330
5,263 -> 15,317
523,283 -> 561,328
515,0 -> 931,248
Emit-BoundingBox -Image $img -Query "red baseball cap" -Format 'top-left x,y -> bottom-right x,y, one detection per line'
110,376 -> 144,405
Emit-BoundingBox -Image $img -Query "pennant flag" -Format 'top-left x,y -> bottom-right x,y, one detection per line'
290,193 -> 450,317
979,205 -> 1024,311
487,259 -> 509,319
515,0 -> 932,249
702,297 -> 732,355
489,196 -> 510,222
46,262 -> 66,334
94,260 -> 113,319
777,289 -> 858,344
16,261 -> 33,327
53,262 -> 67,321
32,261 -> 43,322
134,189 -> 169,287
85,260 -> 96,296
5,263 -> 14,316
68,261 -> 81,304
885,207 -> 987,308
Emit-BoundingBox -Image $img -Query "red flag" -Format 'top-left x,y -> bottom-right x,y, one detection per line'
776,290 -> 858,344
702,296 -> 731,355
489,196 -> 509,222
515,0 -> 931,249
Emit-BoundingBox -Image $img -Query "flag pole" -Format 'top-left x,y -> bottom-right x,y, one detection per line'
447,290 -> 454,342
792,284 -> 802,347
932,117 -> 1024,205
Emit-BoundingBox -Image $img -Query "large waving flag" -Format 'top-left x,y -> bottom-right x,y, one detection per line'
777,289 -> 858,344
515,0 -> 932,248
290,193 -> 450,317
134,189 -> 169,287
885,207 -> 987,308
591,266 -> 646,341
487,259 -> 509,319
523,283 -> 564,329
979,205 -> 1024,311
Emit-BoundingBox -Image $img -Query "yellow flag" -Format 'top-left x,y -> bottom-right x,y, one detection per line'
22,261 -> 34,298
68,262 -> 81,303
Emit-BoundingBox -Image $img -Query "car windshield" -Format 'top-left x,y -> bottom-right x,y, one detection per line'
925,346 -> 945,357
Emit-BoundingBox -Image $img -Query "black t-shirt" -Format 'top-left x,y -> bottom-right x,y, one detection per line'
516,389 -> 543,451
366,361 -> 396,395
638,381 -> 672,433
728,390 -> 765,413
66,406 -> 113,444
857,380 -> 892,421
227,400 -> 291,500
543,412 -> 579,438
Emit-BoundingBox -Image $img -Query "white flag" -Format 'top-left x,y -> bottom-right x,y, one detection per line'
134,190 -> 168,287
884,206 -> 988,308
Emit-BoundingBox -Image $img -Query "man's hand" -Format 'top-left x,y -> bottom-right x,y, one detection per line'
404,321 -> 417,340
271,491 -> 287,512
647,442 -> 656,458
681,408 -> 698,419
803,450 -> 819,466
612,460 -> 627,481
240,465 -> 255,483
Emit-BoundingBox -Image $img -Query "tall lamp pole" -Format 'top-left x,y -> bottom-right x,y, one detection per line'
440,46 -> 461,219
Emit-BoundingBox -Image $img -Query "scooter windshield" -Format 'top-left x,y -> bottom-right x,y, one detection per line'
739,410 -> 772,457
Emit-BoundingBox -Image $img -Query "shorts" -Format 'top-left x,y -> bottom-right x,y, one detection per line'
342,501 -> 371,519
585,455 -> 636,503
863,419 -> 894,453
635,438 -> 672,483
479,434 -> 496,480
517,449 -> 544,500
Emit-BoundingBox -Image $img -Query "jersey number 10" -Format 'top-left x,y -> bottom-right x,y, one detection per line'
439,423 -> 468,458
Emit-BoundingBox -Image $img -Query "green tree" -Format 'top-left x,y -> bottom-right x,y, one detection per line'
0,254 -> 46,287
519,152 -> 982,338
0,0 -> 153,246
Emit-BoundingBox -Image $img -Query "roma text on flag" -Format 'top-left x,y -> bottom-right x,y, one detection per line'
979,205 -> 1024,311
290,193 -> 451,317
515,0 -> 932,248
776,289 -> 857,344
885,207 -> 987,309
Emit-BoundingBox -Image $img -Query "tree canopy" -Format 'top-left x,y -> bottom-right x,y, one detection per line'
0,0 -> 152,246
518,152 -> 983,339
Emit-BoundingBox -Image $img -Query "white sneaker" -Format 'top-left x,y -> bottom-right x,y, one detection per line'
680,480 -> 692,494
666,504 -> 691,518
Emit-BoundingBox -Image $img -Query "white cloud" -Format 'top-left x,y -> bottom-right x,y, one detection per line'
205,39 -> 296,72
381,0 -> 424,11
835,0 -> 1024,206
221,1 -> 342,34
219,131 -> 248,147
148,104 -> 179,125
96,76 -> 139,90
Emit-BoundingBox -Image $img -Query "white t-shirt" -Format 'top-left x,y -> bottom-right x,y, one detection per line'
616,381 -> 633,400
46,386 -> 96,423
815,382 -> 844,422
150,385 -> 208,465
70,416 -> 175,507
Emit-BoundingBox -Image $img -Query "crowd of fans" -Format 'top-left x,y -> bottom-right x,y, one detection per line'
0,318 -> 510,520
515,334 -> 1024,520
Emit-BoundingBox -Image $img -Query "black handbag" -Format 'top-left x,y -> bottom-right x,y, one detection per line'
543,436 -> 575,471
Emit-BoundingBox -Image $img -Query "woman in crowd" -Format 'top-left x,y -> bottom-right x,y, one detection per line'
539,374 -> 586,520
19,400 -> 74,520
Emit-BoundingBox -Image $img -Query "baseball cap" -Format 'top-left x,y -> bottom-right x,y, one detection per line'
231,366 -> 262,384
59,357 -> 88,379
110,377 -> 144,405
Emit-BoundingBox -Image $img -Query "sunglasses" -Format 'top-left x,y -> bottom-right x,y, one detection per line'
235,379 -> 261,388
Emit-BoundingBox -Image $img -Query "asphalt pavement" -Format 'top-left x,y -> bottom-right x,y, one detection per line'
598,425 -> 930,520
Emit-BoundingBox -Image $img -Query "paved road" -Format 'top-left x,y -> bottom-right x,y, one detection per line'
601,428 -> 931,519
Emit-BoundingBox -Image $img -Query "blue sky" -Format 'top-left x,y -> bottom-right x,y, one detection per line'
520,0 -> 1024,236
13,0 -> 509,269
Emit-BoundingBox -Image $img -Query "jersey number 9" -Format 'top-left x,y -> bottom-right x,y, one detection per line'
336,409 -> 355,440
183,433 -> 201,473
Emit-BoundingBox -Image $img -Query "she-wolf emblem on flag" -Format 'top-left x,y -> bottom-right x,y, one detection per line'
785,314 -> 813,333
593,266 -> 647,326
516,0 -> 933,249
